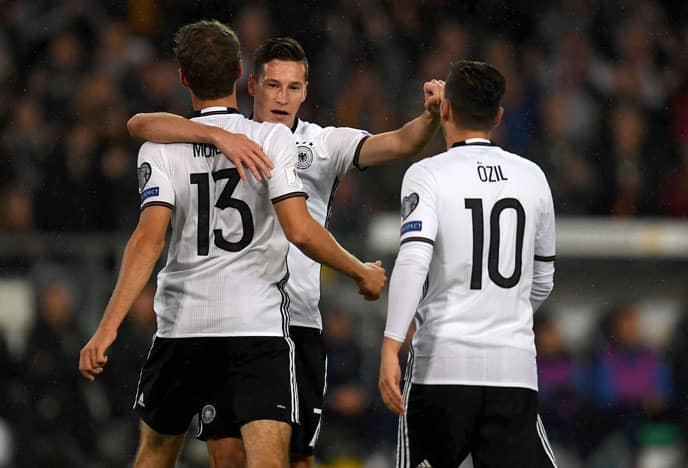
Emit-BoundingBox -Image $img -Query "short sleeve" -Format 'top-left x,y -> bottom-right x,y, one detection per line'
535,173 -> 556,260
137,142 -> 175,210
399,163 -> 438,245
320,126 -> 371,178
263,124 -> 308,203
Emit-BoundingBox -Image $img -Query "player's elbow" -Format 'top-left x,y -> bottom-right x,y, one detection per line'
283,223 -> 312,249
127,113 -> 146,138
531,279 -> 554,302
130,226 -> 166,257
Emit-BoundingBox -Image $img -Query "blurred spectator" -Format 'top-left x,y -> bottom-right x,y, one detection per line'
36,123 -> 102,232
587,304 -> 674,462
0,186 -> 34,234
320,310 -> 370,463
667,302 -> 688,447
592,102 -> 659,216
660,142 -> 688,216
531,92 -> 599,214
19,280 -> 93,467
535,315 -> 585,459
98,283 -> 156,466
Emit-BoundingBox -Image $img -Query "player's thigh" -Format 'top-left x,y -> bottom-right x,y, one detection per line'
289,326 -> 327,459
232,337 -> 299,430
133,337 -> 207,435
241,419 -> 291,468
404,384 -> 481,468
135,419 -> 185,468
207,437 -> 246,468
472,387 -> 540,468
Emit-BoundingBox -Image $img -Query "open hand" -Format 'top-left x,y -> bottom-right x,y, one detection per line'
213,130 -> 275,181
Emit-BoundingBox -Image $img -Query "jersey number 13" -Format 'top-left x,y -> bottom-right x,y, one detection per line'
190,168 -> 254,255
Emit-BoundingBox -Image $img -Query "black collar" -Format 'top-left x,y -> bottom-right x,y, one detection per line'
191,107 -> 241,118
451,139 -> 496,148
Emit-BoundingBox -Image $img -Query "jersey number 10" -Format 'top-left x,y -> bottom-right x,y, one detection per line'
465,198 -> 525,290
190,168 -> 254,255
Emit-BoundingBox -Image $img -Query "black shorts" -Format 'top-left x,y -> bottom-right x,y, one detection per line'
134,336 -> 298,436
288,326 -> 327,457
397,384 -> 557,468
195,326 -> 327,457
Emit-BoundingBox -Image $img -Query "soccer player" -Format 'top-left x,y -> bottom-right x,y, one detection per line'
78,21 -> 385,468
127,38 -> 442,468
379,60 -> 557,468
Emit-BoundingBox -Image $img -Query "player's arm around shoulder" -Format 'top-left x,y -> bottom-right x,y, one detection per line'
127,111 -> 273,181
79,182 -> 172,381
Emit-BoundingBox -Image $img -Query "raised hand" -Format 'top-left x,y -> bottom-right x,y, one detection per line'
424,79 -> 445,116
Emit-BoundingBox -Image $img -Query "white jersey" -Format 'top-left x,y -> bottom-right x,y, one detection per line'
136,107 -> 306,338
285,119 -> 370,330
398,139 -> 555,390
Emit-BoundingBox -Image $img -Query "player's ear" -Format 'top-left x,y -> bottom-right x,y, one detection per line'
440,98 -> 450,121
493,106 -> 504,128
248,74 -> 257,96
302,81 -> 308,103
179,68 -> 189,88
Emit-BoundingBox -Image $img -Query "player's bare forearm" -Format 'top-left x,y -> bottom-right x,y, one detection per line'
127,112 -> 216,144
98,214 -> 167,333
127,113 -> 273,182
273,197 -> 385,298
357,110 -> 440,168
80,206 -> 169,381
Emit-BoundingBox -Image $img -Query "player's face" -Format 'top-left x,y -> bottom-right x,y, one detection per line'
249,59 -> 308,128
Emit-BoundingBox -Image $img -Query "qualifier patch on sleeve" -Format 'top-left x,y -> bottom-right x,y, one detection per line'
401,192 -> 419,220
401,220 -> 422,235
140,187 -> 160,202
138,162 -> 152,191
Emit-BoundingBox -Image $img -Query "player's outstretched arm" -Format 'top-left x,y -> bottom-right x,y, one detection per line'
79,206 -> 170,382
273,197 -> 386,300
127,112 -> 274,181
356,80 -> 444,168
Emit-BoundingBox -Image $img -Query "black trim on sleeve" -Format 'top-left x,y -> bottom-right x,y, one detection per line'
353,135 -> 371,171
271,192 -> 309,204
534,255 -> 556,262
141,201 -> 174,211
400,236 -> 435,246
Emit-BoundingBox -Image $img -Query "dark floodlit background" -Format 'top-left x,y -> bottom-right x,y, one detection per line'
1,1 -> 687,467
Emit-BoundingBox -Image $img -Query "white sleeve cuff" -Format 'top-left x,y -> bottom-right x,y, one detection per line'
530,259 -> 555,312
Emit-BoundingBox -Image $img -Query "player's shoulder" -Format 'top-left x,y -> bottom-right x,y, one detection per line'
404,156 -> 438,183
295,118 -> 324,137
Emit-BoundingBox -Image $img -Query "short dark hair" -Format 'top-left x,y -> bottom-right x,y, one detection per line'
445,60 -> 505,130
253,37 -> 309,80
174,20 -> 241,100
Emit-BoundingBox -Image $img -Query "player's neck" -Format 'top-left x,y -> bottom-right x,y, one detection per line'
443,126 -> 492,149
191,95 -> 239,112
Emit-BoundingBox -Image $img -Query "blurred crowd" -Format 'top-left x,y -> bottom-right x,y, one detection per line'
1,0 -> 688,467
1,0 -> 688,238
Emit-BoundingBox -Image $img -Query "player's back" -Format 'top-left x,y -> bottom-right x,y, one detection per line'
404,140 -> 555,389
137,109 -> 303,338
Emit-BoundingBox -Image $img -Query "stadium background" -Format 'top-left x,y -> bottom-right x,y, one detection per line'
0,0 -> 687,467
